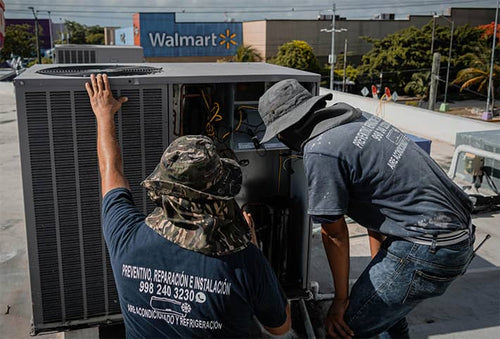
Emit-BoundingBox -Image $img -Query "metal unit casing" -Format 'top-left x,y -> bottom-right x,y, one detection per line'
14,63 -> 319,334
54,44 -> 145,63
455,130 -> 500,188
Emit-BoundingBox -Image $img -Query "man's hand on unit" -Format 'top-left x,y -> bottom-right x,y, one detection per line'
85,73 -> 128,120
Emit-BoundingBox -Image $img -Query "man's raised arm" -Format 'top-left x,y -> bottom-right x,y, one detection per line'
85,73 -> 129,197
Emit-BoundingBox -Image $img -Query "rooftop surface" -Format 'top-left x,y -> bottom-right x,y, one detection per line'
0,81 -> 498,338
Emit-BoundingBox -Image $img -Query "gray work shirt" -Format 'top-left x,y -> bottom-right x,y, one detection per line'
303,113 -> 472,238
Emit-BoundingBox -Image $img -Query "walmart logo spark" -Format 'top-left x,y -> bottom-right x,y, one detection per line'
219,29 -> 237,49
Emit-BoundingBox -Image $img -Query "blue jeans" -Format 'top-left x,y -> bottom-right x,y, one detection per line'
344,234 -> 475,338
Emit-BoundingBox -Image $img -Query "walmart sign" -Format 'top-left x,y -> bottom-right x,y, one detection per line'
133,13 -> 242,57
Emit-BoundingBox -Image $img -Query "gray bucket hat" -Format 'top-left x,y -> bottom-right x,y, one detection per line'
141,135 -> 251,256
258,79 -> 333,143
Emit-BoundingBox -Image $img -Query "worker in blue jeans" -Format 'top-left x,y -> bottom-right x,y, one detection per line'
258,79 -> 475,338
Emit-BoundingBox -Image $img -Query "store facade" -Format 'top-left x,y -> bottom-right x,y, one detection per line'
133,13 -> 242,62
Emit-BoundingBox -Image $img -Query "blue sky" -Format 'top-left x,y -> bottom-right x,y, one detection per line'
6,0 -> 497,27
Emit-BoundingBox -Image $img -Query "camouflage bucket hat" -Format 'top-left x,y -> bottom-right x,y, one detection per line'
141,135 -> 251,256
142,135 -> 242,200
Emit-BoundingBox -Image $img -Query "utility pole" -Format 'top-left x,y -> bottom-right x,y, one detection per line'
342,39 -> 347,92
38,10 -> 54,61
443,20 -> 454,105
430,12 -> 437,59
28,6 -> 42,64
485,0 -> 499,116
428,52 -> 441,111
320,3 -> 347,90
48,11 -> 54,62
330,3 -> 336,90
440,16 -> 454,112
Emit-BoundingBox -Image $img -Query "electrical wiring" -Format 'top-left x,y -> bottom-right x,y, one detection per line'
8,1 -> 493,33
236,105 -> 258,111
282,154 -> 303,171
222,105 -> 256,140
8,0 -> 493,13
7,1 -> 494,26
201,88 -> 231,144
222,109 -> 243,140
227,105 -> 268,156
278,153 -> 302,192
234,106 -> 266,134
205,102 -> 222,137
201,89 -> 211,111
234,109 -> 244,133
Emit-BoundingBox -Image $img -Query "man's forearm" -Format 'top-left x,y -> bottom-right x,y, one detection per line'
96,116 -> 128,196
86,73 -> 129,197
321,218 -> 350,300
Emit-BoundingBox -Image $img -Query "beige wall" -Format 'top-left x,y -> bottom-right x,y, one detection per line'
243,7 -> 496,64
266,21 -> 328,59
104,27 -> 118,45
242,21 -> 267,61
447,7 -> 497,26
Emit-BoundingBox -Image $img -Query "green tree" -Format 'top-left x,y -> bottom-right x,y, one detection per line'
0,24 -> 38,60
85,25 -> 105,44
62,20 -> 105,45
233,45 -> 263,62
271,40 -> 321,73
86,33 -> 105,45
334,65 -> 360,82
357,21 -> 487,92
65,20 -> 87,44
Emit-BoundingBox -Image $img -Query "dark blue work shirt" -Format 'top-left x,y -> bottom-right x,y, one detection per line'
102,188 -> 287,338
304,113 -> 472,237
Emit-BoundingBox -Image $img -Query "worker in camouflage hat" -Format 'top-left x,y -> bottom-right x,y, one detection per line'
141,135 -> 251,256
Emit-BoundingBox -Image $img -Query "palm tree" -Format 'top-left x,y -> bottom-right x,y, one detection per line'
233,45 -> 263,62
452,51 -> 500,114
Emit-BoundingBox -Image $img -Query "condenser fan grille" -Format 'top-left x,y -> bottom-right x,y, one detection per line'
36,65 -> 163,77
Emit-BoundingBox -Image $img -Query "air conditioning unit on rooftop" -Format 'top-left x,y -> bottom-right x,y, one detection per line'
15,63 -> 319,334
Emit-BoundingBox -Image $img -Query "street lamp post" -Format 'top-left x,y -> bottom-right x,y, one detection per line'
485,0 -> 499,116
28,6 -> 42,64
442,17 -> 454,107
48,11 -> 54,61
330,4 -> 335,91
434,14 -> 454,112
342,38 -> 348,92
320,3 -> 347,90
430,12 -> 436,58
37,10 -> 54,61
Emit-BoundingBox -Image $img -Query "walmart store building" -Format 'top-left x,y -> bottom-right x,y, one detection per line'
115,8 -> 495,64
129,13 -> 242,62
